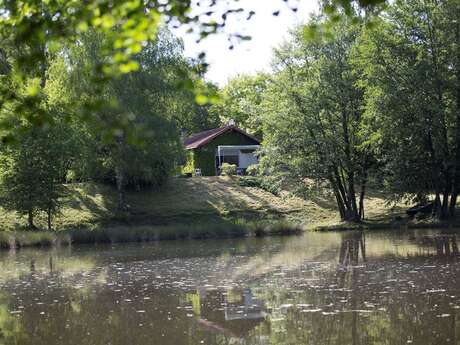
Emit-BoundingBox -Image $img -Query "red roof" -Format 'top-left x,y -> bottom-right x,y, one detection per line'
184,125 -> 260,150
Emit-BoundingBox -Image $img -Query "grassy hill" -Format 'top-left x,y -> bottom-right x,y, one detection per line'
0,176 -> 408,232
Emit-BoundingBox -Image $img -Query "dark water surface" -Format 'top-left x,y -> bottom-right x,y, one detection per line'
1,230 -> 460,344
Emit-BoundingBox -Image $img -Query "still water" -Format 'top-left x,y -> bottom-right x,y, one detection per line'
1,230 -> 460,345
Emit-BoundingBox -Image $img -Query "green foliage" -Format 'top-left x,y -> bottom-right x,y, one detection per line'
0,123 -> 73,229
238,176 -> 282,196
354,0 -> 460,218
0,0 -> 220,138
209,73 -> 270,137
246,164 -> 259,176
58,29 -> 192,209
0,0 -> 386,143
220,163 -> 237,176
0,28 -> 204,221
238,176 -> 262,188
261,18 -> 370,221
181,151 -> 195,175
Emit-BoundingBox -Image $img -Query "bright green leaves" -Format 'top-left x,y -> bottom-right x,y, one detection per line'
80,1 -> 161,76
194,79 -> 219,106
209,73 -> 269,137
195,94 -> 208,105
0,0 -> 164,140
25,78 -> 40,97
305,0 -> 387,41
0,0 -> 395,145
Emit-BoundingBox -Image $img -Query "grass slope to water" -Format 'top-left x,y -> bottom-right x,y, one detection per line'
1,176 -> 335,231
0,220 -> 303,249
0,176 -> 422,248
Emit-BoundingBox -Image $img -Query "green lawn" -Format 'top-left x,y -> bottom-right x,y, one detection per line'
0,176 -> 409,232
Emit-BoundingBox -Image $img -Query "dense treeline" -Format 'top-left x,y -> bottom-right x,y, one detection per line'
1,0 -> 459,228
214,0 -> 460,222
0,28 -> 217,229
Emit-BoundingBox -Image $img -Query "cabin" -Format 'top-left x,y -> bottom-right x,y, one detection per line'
183,121 -> 260,176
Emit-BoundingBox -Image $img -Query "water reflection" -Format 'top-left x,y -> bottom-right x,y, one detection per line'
190,287 -> 266,340
416,233 -> 460,258
339,231 -> 366,266
1,230 -> 460,344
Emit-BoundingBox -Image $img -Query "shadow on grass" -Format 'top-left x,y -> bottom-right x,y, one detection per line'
64,184 -> 116,220
308,194 -> 338,211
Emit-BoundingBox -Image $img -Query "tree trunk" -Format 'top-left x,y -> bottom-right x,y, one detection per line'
115,163 -> 126,211
332,168 -> 360,222
340,107 -> 360,222
331,173 -> 360,222
433,191 -> 442,218
441,177 -> 451,219
333,188 -> 346,220
450,14 -> 460,217
47,207 -> 52,231
346,172 -> 360,222
28,210 -> 35,229
115,135 -> 127,212
359,182 -> 366,220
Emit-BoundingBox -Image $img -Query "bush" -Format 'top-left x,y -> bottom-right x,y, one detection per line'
238,176 -> 281,195
246,164 -> 259,176
221,163 -> 237,176
238,176 -> 262,188
243,219 -> 303,237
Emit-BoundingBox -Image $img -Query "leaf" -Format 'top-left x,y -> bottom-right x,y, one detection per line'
195,94 -> 208,105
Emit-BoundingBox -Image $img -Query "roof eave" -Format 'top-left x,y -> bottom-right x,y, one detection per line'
185,125 -> 260,150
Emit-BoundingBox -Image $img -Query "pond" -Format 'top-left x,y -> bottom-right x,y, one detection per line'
1,229 -> 460,344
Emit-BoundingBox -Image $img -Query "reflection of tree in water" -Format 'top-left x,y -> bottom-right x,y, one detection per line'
413,233 -> 460,259
338,231 -> 366,266
258,231 -> 460,345
337,231 -> 366,345
433,234 -> 459,257
3,234 -> 460,345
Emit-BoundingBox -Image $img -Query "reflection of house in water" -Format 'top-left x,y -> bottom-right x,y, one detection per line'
187,287 -> 267,339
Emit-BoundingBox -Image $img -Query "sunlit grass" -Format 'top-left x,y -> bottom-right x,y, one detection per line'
0,177 -> 424,236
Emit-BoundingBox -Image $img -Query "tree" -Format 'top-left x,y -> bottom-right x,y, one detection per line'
210,73 -> 270,137
355,0 -> 460,218
0,0 -> 388,142
0,48 -> 79,230
64,29 -> 190,210
0,122 -> 72,229
262,19 -> 371,222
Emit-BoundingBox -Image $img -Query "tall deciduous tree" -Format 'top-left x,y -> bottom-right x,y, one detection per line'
0,0 -> 388,142
0,120 -> 75,229
355,0 -> 460,218
262,19 -> 371,222
210,73 -> 270,137
65,29 -> 193,211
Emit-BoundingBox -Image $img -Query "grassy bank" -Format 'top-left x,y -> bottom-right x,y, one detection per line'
315,217 -> 460,231
0,219 -> 302,249
0,176 -> 431,245
0,176 -> 330,231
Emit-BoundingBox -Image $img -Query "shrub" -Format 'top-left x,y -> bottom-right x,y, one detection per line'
246,164 -> 259,176
221,163 -> 237,176
244,219 -> 303,237
238,176 -> 281,195
238,176 -> 262,188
